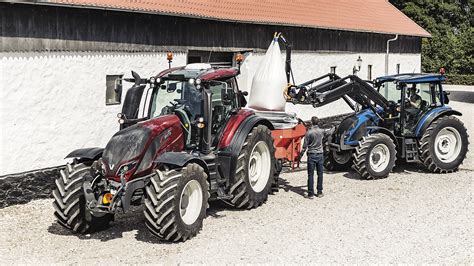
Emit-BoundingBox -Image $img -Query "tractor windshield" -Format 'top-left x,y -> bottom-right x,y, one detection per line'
149,80 -> 202,120
378,81 -> 400,102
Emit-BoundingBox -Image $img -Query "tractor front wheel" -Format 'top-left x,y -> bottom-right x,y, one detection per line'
144,163 -> 209,242
52,163 -> 113,233
324,148 -> 353,171
227,125 -> 276,209
419,116 -> 469,173
353,133 -> 397,179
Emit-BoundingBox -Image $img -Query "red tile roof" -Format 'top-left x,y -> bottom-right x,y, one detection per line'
42,0 -> 431,37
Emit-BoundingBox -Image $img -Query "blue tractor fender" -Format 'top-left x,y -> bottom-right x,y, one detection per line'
366,126 -> 397,144
415,107 -> 462,137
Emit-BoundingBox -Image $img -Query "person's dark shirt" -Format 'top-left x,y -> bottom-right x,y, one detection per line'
302,126 -> 334,154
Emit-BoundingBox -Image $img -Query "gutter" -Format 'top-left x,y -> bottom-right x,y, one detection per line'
385,34 -> 399,76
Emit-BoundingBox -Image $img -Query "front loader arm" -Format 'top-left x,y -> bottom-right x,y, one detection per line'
287,74 -> 389,113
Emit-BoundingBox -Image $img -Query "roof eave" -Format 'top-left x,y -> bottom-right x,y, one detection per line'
7,0 -> 432,38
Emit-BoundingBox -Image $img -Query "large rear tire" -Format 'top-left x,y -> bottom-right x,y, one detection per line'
52,163 -> 113,233
419,116 -> 469,173
352,133 -> 397,179
144,163 -> 209,242
227,125 -> 276,209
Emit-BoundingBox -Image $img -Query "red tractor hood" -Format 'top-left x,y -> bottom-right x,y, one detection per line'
102,115 -> 184,181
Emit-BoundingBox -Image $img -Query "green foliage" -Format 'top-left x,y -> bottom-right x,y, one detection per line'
445,74 -> 474,85
389,0 -> 473,76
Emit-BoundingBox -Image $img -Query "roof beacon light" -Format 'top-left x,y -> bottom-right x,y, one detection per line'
167,52 -> 173,68
235,53 -> 244,63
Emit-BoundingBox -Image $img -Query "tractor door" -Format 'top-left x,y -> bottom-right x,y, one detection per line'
401,82 -> 443,136
207,78 -> 239,147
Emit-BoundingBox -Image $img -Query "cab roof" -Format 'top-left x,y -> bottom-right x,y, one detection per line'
375,73 -> 446,84
156,64 -> 239,81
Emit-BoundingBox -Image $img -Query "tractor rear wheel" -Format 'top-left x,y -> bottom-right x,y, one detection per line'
52,163 -> 113,233
353,133 -> 397,179
227,125 -> 276,209
144,163 -> 209,242
419,116 -> 469,173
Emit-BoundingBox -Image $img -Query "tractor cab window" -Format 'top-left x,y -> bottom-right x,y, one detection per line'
379,81 -> 400,102
208,79 -> 238,137
149,80 -> 202,121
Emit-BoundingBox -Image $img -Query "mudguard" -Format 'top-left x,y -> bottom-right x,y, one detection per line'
155,152 -> 208,174
366,126 -> 397,144
415,107 -> 462,137
218,115 -> 274,183
65,147 -> 103,160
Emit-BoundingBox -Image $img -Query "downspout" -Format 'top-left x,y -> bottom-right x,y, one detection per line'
385,34 -> 399,75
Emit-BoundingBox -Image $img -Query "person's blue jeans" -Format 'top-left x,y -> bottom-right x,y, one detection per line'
307,153 -> 324,195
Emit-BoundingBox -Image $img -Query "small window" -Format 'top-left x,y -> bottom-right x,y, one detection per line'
106,75 -> 123,105
396,64 -> 401,74
330,66 -> 337,74
367,65 -> 373,80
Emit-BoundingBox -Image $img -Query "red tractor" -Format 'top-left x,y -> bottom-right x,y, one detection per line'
52,62 -> 280,241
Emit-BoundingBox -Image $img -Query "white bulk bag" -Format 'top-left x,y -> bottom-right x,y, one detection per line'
248,38 -> 287,111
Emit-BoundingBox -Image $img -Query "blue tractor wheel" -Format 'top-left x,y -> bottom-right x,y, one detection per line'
352,133 -> 397,179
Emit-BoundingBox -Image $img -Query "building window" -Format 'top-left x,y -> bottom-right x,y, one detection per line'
330,66 -> 337,74
187,50 -> 234,67
367,65 -> 372,80
396,64 -> 401,74
106,74 -> 123,105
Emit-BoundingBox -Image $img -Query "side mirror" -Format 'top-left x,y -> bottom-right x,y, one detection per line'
443,91 -> 450,104
221,83 -> 233,105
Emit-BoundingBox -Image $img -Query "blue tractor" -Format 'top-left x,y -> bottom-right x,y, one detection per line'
286,73 -> 469,179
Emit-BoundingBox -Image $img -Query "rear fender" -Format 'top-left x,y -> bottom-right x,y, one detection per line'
65,147 -> 103,160
218,115 -> 274,184
415,107 -> 462,137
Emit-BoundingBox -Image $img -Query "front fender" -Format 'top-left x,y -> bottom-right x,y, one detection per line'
415,107 -> 462,137
65,147 -> 103,160
155,152 -> 208,175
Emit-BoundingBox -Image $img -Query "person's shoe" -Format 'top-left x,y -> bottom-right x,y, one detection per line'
316,192 -> 324,198
307,193 -> 315,199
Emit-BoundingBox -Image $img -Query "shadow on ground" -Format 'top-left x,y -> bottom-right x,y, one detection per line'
47,200 -> 243,243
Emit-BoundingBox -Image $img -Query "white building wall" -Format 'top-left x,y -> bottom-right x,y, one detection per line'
0,51 -> 420,175
0,52 -> 186,175
238,52 -> 421,120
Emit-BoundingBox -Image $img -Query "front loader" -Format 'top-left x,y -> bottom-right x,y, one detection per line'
53,62 -> 278,241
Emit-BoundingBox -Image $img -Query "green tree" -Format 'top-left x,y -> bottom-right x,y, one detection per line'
390,0 -> 473,75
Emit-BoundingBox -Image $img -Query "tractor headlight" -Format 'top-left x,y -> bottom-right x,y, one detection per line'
149,77 -> 156,84
118,161 -> 138,176
188,78 -> 195,85
196,79 -> 201,85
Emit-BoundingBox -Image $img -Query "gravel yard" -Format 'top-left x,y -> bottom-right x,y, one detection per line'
1,100 -> 472,264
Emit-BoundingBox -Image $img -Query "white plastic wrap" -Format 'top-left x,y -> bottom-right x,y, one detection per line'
248,38 -> 287,111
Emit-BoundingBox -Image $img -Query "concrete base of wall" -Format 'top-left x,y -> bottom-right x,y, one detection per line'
0,166 -> 62,208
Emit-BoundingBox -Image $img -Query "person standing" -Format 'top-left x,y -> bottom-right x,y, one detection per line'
299,116 -> 334,199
